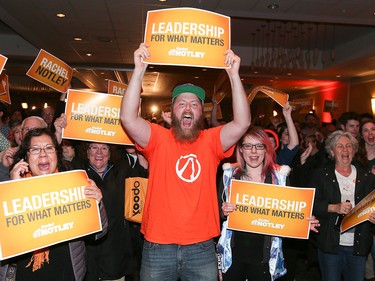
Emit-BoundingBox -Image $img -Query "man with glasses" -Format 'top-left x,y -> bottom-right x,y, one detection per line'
120,43 -> 250,281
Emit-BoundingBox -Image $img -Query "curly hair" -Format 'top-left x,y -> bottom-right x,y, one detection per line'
324,130 -> 358,161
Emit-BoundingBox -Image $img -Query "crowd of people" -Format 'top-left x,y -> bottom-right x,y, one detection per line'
0,43 -> 373,281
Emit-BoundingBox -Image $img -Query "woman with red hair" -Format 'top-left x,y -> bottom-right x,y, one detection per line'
219,126 -> 319,281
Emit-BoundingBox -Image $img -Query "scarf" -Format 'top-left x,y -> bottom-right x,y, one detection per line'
23,169 -> 58,271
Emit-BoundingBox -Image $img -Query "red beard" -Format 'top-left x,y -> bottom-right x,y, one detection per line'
171,111 -> 204,142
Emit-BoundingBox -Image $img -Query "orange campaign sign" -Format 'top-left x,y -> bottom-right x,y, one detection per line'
63,89 -> 133,145
0,54 -> 7,74
108,80 -> 128,96
289,98 -> 314,114
0,73 -> 11,104
0,170 -> 102,260
247,85 -> 289,107
228,180 -> 315,239
341,189 -> 375,233
144,8 -> 230,68
26,49 -> 72,93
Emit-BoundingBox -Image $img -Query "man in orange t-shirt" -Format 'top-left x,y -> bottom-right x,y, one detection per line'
120,43 -> 250,281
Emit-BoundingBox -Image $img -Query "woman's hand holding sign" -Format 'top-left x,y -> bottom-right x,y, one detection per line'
222,202 -> 236,216
307,216 -> 320,233
84,178 -> 103,203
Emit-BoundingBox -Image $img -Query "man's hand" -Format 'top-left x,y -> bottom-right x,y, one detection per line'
134,43 -> 150,72
161,111 -> 172,126
224,50 -> 241,76
54,113 -> 67,144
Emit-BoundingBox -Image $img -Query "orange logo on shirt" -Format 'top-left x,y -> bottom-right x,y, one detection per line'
175,154 -> 201,183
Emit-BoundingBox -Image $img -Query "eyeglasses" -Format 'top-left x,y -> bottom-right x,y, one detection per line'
88,145 -> 110,153
28,145 -> 56,155
241,143 -> 266,150
335,143 -> 353,150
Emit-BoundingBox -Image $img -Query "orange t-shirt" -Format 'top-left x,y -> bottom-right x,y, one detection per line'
136,124 -> 234,245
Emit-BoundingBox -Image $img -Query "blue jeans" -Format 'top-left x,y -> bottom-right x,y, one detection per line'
317,246 -> 366,281
140,239 -> 218,281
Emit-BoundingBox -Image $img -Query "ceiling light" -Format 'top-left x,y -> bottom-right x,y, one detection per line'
336,75 -> 341,78
151,105 -> 158,113
21,103 -> 28,109
56,13 -> 66,18
254,71 -> 258,74
268,4 -> 279,10
73,37 -> 82,41
31,106 -> 36,110
287,73 -> 292,76
158,0 -> 167,2
202,69 -> 207,72
86,53 -> 93,57
44,103 -> 48,108
194,76 -> 199,79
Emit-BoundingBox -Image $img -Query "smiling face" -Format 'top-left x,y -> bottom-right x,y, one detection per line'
171,92 -> 203,142
239,135 -> 266,170
342,119 -> 360,138
13,124 -> 22,146
27,134 -> 57,176
87,143 -> 110,172
331,136 -> 355,168
361,122 -> 375,146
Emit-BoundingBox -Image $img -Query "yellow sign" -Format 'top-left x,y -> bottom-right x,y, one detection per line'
247,85 -> 289,107
0,170 -> 102,260
63,89 -> 133,145
144,8 -> 230,68
341,189 -> 375,233
26,49 -> 73,93
228,180 -> 315,239
0,54 -> 7,75
108,80 -> 127,96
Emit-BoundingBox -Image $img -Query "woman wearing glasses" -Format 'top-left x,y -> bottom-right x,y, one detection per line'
220,126 -> 319,281
3,128 -> 108,281
310,130 -> 375,281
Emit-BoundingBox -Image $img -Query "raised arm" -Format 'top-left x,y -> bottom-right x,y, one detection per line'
210,95 -> 221,128
120,43 -> 151,148
220,50 -> 251,152
282,102 -> 299,150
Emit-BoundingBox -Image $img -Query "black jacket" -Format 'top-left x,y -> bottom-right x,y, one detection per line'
84,159 -> 140,280
310,163 -> 375,256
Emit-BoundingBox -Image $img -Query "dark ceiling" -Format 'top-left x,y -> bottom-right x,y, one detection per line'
1,0 -> 375,109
